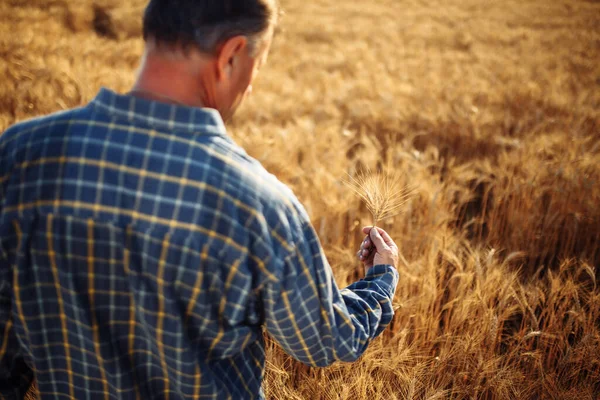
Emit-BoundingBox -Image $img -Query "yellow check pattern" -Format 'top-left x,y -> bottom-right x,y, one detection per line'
0,88 -> 398,399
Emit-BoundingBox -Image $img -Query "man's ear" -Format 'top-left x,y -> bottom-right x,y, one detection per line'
216,36 -> 249,81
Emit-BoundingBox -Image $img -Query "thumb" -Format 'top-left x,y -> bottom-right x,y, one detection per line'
369,227 -> 388,250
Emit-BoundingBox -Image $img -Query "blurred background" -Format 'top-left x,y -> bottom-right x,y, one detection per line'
2,0 -> 600,398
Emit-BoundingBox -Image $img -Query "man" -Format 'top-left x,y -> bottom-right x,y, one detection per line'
0,0 -> 400,398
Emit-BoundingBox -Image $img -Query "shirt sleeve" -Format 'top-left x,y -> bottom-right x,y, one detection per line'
262,206 -> 399,367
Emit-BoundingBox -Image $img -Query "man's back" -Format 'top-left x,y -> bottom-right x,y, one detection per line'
0,88 -> 299,399
0,89 -> 398,399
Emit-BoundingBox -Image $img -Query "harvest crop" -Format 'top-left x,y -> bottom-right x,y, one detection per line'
2,0 -> 599,398
344,167 -> 415,227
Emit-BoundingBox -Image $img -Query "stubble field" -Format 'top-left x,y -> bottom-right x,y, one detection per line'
2,0 -> 600,398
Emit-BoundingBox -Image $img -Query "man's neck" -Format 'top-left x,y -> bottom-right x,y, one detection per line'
130,48 -> 212,109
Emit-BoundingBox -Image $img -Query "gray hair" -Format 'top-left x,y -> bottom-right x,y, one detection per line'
143,0 -> 278,56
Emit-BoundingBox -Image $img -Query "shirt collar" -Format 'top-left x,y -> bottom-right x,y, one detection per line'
88,87 -> 227,136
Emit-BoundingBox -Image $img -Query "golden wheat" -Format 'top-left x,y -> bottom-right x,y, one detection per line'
1,0 -> 599,398
344,168 -> 415,226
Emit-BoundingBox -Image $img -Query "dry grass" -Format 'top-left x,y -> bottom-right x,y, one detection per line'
2,0 -> 599,398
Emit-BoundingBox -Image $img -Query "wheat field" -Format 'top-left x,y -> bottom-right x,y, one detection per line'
2,0 -> 600,399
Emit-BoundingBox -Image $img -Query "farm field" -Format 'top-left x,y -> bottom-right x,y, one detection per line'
1,0 -> 600,399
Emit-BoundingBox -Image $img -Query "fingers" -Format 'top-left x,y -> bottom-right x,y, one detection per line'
362,226 -> 397,248
357,248 -> 375,268
357,248 -> 369,258
357,249 -> 371,261
357,235 -> 373,262
360,230 -> 374,262
363,235 -> 372,249
377,228 -> 396,248
370,228 -> 391,252
359,226 -> 399,269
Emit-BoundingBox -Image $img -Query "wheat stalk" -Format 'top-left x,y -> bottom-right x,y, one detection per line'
344,167 -> 416,227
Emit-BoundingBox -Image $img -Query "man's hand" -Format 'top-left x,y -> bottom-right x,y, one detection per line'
357,226 -> 399,271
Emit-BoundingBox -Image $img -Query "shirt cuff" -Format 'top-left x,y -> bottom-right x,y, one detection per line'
363,264 -> 399,297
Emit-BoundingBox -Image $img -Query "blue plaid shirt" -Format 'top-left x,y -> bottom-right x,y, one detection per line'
0,88 -> 399,399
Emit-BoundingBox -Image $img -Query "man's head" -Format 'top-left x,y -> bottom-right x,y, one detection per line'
137,0 -> 279,120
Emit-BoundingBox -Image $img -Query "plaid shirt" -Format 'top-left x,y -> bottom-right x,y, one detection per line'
0,88 -> 399,399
